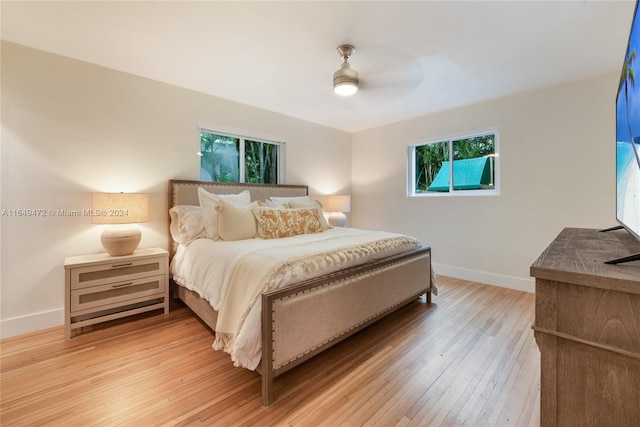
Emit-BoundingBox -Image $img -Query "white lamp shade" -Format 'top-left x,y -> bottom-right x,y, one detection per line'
92,193 -> 149,224
320,195 -> 351,213
333,62 -> 359,96
334,82 -> 358,96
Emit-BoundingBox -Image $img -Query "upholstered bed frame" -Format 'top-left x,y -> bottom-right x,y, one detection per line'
168,179 -> 433,405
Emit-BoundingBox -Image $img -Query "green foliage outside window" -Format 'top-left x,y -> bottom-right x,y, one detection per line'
200,133 -> 240,182
245,140 -> 278,184
200,132 -> 280,184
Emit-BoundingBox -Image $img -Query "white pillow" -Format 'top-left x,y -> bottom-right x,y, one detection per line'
198,187 -> 251,240
169,205 -> 207,244
217,200 -> 260,241
264,199 -> 290,209
288,200 -> 332,230
268,195 -> 312,205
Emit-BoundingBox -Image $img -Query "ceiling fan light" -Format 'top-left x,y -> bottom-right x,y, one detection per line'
333,62 -> 359,96
334,81 -> 359,96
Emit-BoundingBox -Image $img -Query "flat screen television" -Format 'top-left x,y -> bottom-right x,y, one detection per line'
612,0 -> 640,264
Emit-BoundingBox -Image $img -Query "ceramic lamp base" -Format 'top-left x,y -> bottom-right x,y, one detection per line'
101,225 -> 141,256
327,212 -> 347,227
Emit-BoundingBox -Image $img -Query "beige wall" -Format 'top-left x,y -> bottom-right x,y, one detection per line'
0,42 -> 351,337
351,72 -> 617,292
0,40 -> 620,337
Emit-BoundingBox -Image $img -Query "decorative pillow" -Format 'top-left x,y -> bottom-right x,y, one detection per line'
169,205 -> 207,244
252,207 -> 323,239
217,200 -> 260,241
198,187 -> 251,240
268,195 -> 312,205
288,200 -> 332,230
264,199 -> 290,209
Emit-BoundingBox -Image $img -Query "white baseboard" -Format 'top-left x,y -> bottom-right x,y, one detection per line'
0,308 -> 63,339
432,263 -> 535,293
1,265 -> 534,339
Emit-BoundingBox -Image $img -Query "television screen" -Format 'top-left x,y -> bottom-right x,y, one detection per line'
616,0 -> 640,244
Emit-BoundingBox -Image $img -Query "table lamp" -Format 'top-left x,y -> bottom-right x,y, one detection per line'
92,193 -> 149,256
320,195 -> 351,227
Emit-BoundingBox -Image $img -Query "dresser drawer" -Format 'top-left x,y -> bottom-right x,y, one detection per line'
70,274 -> 166,312
70,257 -> 165,290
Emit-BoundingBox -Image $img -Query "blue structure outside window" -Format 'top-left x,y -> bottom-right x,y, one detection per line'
428,157 -> 492,192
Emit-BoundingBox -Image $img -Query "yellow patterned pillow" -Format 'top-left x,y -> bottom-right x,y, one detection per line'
252,207 -> 323,239
288,200 -> 332,230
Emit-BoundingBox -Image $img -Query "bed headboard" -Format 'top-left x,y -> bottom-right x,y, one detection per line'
169,179 -> 308,206
168,179 -> 309,258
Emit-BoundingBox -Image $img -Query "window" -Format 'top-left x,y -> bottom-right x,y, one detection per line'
199,130 -> 282,184
408,130 -> 499,196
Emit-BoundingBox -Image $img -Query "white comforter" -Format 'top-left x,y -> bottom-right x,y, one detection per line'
171,227 -> 422,370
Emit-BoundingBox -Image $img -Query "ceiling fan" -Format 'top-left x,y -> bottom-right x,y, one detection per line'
331,44 -> 424,100
333,44 -> 359,96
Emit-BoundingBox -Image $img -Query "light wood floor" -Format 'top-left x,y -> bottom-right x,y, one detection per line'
1,276 -> 540,426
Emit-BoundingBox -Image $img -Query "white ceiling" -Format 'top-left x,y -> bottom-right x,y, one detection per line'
1,1 -> 636,133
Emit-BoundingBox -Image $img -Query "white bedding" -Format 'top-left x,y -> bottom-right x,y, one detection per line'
171,227 -> 423,369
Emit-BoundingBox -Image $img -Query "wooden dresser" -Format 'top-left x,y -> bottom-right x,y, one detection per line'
530,228 -> 640,426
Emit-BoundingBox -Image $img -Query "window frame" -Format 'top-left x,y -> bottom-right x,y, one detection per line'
199,125 -> 285,184
407,129 -> 500,197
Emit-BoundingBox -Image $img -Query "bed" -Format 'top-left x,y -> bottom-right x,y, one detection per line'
168,179 -> 435,405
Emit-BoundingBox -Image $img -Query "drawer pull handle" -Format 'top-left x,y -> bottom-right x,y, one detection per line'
112,282 -> 134,289
111,262 -> 133,268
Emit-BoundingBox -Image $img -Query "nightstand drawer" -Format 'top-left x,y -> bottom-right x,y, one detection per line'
71,257 -> 165,290
70,274 -> 166,312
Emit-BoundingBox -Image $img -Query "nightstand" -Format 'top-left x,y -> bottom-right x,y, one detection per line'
64,247 -> 169,339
